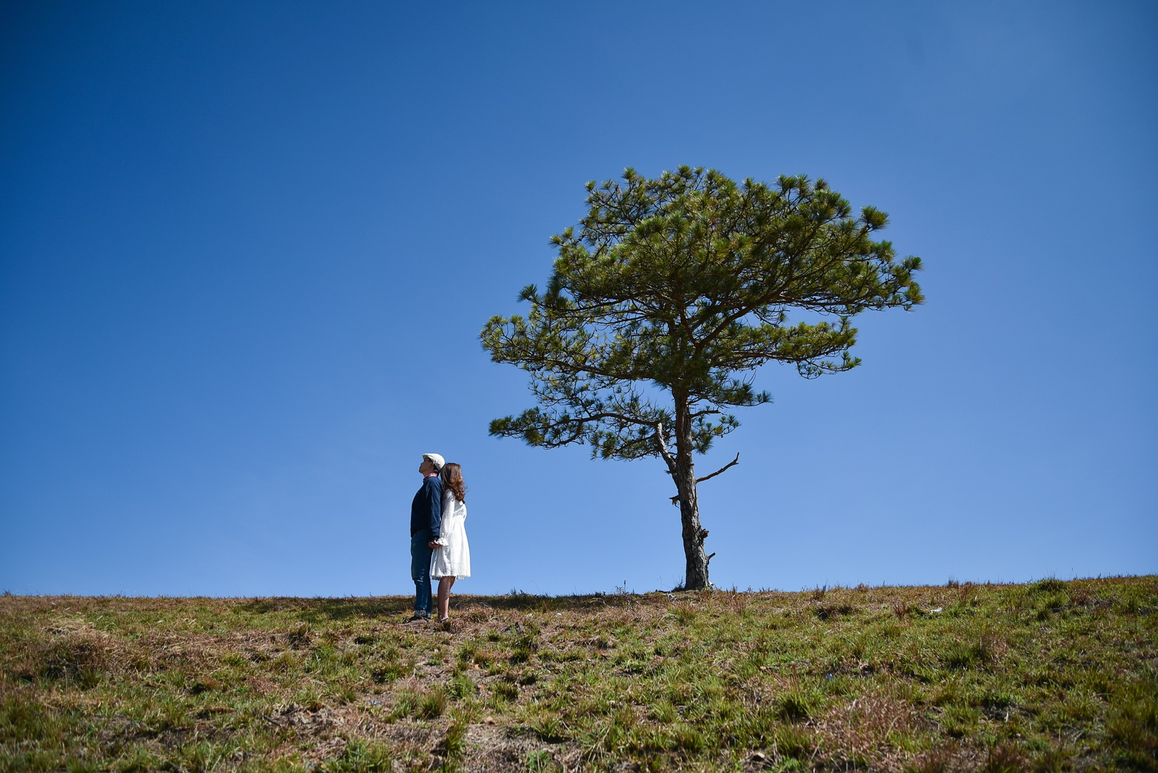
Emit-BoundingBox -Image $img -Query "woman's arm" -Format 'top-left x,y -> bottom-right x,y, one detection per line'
436,493 -> 455,545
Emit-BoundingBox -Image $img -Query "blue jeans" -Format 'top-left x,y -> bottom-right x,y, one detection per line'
410,530 -> 433,616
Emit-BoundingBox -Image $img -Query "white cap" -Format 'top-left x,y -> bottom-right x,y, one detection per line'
423,453 -> 445,470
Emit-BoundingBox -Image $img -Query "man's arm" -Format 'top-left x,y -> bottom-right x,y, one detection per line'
425,480 -> 442,541
435,494 -> 454,545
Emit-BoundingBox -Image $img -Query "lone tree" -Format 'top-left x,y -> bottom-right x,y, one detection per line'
481,167 -> 923,590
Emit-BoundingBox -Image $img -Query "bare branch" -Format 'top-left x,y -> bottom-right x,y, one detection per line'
695,453 -> 740,485
668,453 -> 740,505
653,421 -> 676,474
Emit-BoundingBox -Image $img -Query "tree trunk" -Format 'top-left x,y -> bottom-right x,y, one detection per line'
673,397 -> 710,590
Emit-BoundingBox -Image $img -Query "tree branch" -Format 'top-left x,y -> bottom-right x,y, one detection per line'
653,421 -> 676,474
576,410 -> 661,428
669,452 -> 740,505
512,409 -> 667,444
695,453 -> 740,485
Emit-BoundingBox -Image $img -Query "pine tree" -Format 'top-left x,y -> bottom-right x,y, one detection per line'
481,167 -> 923,590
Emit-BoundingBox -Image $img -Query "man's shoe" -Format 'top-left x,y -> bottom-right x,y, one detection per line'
403,613 -> 430,624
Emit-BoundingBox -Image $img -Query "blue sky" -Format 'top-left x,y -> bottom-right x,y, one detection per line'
2,2 -> 1155,597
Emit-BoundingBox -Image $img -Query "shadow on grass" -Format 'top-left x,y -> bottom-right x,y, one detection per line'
237,597 -> 411,621
236,591 -> 664,622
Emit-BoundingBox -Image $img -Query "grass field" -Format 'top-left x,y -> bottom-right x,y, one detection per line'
1,576 -> 1156,772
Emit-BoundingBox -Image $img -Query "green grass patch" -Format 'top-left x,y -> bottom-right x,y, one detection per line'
0,577 -> 1155,771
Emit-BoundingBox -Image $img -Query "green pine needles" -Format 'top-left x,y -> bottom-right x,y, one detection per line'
481,166 -> 923,590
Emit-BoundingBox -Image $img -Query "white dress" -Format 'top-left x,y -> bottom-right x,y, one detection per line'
431,491 -> 470,578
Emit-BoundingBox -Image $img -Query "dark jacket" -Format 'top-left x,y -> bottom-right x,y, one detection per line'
410,475 -> 442,539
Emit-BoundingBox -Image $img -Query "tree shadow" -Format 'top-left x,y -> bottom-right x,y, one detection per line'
457,592 -> 647,612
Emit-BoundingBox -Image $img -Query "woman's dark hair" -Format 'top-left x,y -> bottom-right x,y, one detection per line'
440,462 -> 466,504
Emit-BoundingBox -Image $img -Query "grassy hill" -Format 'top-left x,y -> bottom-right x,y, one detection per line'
1,576 -> 1156,772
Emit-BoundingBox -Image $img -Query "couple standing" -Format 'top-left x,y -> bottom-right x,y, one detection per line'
407,452 -> 470,623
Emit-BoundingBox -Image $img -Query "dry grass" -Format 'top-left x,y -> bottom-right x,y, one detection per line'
1,577 -> 1156,771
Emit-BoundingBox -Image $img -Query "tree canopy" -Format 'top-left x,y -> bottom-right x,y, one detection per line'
481,166 -> 923,589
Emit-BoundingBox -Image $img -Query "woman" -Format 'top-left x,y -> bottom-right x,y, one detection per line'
431,462 -> 470,623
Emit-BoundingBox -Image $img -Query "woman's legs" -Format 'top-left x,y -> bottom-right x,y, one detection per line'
437,576 -> 456,620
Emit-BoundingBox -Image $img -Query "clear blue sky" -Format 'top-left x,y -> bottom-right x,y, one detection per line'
2,2 -> 1155,597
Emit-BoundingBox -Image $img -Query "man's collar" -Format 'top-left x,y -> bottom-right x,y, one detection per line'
424,473 -> 440,479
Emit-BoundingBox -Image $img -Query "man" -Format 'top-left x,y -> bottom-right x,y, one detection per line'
406,452 -> 444,622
